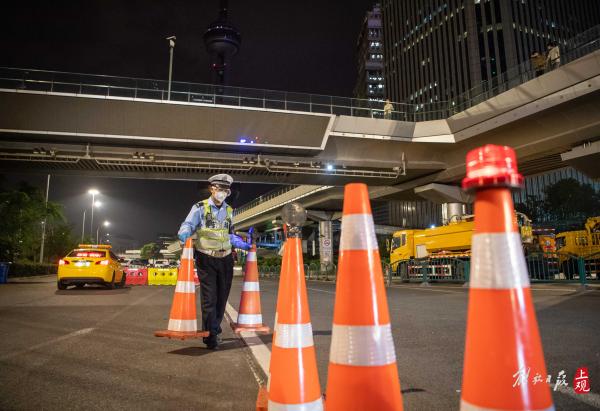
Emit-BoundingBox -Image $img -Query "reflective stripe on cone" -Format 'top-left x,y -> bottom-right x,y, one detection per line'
460,145 -> 554,411
154,238 -> 208,340
326,183 -> 403,411
233,244 -> 270,333
268,236 -> 323,410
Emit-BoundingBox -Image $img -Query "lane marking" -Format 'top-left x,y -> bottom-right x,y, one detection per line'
0,286 -> 163,362
225,302 -> 271,376
306,286 -> 335,294
0,327 -> 94,362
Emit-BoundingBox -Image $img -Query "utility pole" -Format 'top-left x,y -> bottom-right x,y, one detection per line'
88,189 -> 99,239
81,209 -> 86,242
39,174 -> 50,263
166,36 -> 176,100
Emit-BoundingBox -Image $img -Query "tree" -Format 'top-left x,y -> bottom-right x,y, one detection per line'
0,180 -> 77,263
542,178 -> 600,230
140,242 -> 161,260
515,194 -> 544,223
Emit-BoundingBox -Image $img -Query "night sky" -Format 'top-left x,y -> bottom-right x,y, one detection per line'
1,0 -> 375,249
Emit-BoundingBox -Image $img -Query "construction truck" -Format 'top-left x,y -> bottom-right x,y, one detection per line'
530,228 -> 557,254
555,216 -> 600,279
525,227 -> 560,280
389,212 -> 536,280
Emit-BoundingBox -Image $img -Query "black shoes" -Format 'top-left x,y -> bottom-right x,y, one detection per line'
203,335 -> 219,350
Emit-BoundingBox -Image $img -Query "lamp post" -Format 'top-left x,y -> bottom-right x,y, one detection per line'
166,36 -> 176,100
97,221 -> 110,244
88,189 -> 99,237
81,209 -> 86,242
39,174 -> 50,263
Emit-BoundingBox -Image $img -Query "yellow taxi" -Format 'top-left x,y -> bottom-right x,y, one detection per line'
57,244 -> 125,290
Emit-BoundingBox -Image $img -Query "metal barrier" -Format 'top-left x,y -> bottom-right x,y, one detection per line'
526,251 -> 600,285
391,257 -> 469,284
258,250 -> 599,287
259,262 -> 336,281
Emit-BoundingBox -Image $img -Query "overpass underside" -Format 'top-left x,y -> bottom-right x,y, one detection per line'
0,50 -> 599,192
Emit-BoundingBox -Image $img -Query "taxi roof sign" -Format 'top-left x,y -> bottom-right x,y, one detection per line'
77,244 -> 112,249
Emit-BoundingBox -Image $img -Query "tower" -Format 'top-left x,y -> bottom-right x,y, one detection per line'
203,0 -> 241,86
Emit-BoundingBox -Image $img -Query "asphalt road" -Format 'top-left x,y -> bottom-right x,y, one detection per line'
0,276 -> 261,411
1,275 -> 599,410
230,278 -> 600,411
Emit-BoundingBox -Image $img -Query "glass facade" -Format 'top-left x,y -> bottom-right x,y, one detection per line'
355,3 -> 386,100
381,0 -> 600,106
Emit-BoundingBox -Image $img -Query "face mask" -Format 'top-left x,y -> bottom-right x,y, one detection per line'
214,191 -> 228,203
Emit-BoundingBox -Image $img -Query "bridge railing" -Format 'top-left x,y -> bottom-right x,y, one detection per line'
0,66 -> 413,120
233,185 -> 298,216
1,24 -> 598,122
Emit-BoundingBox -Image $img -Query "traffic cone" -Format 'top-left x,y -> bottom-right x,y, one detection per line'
231,244 -> 270,333
155,238 -> 209,340
326,183 -> 403,411
460,145 -> 554,411
266,233 -> 323,410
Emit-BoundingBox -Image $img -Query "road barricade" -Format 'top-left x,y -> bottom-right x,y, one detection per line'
148,267 -> 178,285
125,268 -> 148,286
165,268 -> 178,285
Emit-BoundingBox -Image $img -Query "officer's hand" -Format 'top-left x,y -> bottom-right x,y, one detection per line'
247,227 -> 254,245
178,231 -> 191,243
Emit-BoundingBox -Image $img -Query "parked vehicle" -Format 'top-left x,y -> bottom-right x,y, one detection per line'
57,244 -> 125,290
388,212 -> 550,280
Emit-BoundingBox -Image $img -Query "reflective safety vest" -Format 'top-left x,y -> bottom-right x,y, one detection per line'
195,199 -> 233,251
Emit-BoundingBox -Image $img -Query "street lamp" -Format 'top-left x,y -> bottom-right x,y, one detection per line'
81,209 -> 86,242
82,200 -> 102,242
166,35 -> 176,100
88,189 -> 100,236
97,220 -> 110,244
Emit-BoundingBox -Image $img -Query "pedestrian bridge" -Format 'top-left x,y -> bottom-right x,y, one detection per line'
1,26 -> 599,191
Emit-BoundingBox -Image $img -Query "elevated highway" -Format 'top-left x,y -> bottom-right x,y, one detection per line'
1,45 -> 599,188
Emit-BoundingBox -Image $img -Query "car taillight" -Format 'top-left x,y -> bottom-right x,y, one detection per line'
95,260 -> 110,266
59,259 -> 69,265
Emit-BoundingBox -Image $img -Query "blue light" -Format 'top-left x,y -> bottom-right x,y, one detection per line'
239,138 -> 247,143
326,164 -> 334,171
250,140 -> 255,144
430,224 -> 436,229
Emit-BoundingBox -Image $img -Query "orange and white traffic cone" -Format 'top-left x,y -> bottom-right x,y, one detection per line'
460,145 -> 554,411
326,183 -> 403,411
155,238 -> 209,340
231,244 -> 270,333
266,226 -> 323,411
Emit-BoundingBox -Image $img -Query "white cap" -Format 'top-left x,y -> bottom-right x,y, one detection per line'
208,174 -> 233,187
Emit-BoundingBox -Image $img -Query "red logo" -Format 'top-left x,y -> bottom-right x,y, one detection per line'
573,367 -> 591,394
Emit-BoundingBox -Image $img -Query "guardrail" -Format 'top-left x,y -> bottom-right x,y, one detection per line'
257,250 -> 599,287
388,251 -> 599,287
234,185 -> 298,216
1,23 -> 598,123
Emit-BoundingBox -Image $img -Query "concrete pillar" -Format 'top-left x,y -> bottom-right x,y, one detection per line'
319,220 -> 333,268
442,202 -> 464,225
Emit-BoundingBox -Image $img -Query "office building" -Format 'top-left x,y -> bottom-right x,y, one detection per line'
381,0 -> 600,106
354,3 -> 386,100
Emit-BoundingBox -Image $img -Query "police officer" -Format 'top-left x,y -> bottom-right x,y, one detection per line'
178,174 -> 251,349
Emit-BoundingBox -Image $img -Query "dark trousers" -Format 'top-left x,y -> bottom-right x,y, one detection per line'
195,251 -> 234,336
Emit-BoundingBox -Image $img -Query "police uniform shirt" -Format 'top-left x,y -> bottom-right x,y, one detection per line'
178,197 -> 247,250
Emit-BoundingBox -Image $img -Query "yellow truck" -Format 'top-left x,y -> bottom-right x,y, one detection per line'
389,212 -> 534,280
555,217 -> 600,278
